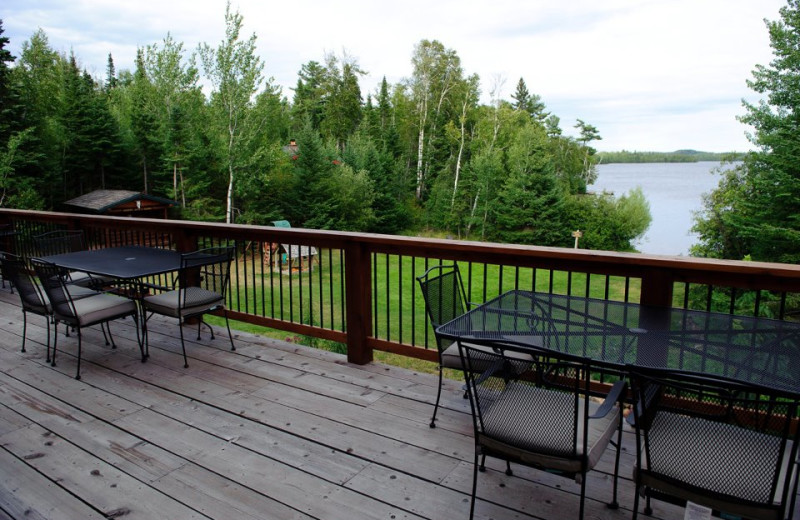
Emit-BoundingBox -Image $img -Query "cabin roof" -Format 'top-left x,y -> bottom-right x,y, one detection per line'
64,190 -> 177,214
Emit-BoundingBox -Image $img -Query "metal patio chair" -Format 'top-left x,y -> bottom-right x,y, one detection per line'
416,264 -> 532,428
31,258 -> 140,379
33,229 -> 115,289
459,340 -> 626,520
628,366 -> 800,520
1,252 -> 52,356
141,245 -> 236,368
1,252 -> 99,359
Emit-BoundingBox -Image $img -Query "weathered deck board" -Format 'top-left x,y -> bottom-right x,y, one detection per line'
0,289 -> 794,520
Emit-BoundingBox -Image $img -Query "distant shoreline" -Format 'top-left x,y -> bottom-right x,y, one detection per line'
597,150 -> 744,164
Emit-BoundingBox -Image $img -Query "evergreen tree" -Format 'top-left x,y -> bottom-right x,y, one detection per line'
130,48 -> 161,193
510,78 -> 531,112
491,123 -> 567,246
321,53 -> 363,150
511,78 -> 548,123
292,61 -> 326,132
0,20 -> 22,142
288,121 -> 335,227
105,53 -> 117,91
694,0 -> 800,262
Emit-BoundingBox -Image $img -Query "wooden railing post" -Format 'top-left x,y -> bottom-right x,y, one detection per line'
638,268 -> 675,367
639,268 -> 674,308
172,227 -> 197,253
344,240 -> 373,364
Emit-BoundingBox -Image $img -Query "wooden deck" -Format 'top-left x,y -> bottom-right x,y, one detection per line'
0,288 -> 787,520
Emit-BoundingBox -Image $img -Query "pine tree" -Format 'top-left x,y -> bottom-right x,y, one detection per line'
694,0 -> 800,262
105,53 -> 117,91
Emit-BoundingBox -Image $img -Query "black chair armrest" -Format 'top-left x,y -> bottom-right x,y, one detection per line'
590,379 -> 627,419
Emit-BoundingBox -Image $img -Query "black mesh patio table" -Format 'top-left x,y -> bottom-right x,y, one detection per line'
436,290 -> 800,393
36,245 -> 181,280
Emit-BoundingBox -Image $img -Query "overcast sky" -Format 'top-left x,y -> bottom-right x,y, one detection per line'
3,0 -> 788,152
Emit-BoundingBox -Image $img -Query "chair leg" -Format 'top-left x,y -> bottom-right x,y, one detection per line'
75,330 -> 82,380
132,312 -> 145,362
141,312 -> 150,361
179,322 -> 188,368
578,470 -> 587,520
21,311 -> 27,353
505,460 -> 512,476
607,415 -> 623,509
224,311 -> 235,351
430,365 -> 444,428
100,322 -> 112,347
469,449 -> 479,520
44,315 -> 50,361
104,322 -> 117,349
51,322 -> 59,366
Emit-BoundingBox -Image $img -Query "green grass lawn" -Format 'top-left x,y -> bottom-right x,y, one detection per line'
214,248 -> 647,376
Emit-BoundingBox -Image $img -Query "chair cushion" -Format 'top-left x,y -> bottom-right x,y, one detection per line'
441,341 -> 533,370
479,382 -> 619,475
68,271 -> 116,288
69,293 -> 137,327
27,282 -> 99,315
66,285 -> 100,300
143,287 -> 224,318
636,411 -> 795,515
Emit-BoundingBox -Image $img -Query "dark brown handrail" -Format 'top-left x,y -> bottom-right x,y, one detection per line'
3,208 -> 800,365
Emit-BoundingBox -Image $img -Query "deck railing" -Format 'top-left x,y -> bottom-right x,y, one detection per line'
3,208 -> 800,366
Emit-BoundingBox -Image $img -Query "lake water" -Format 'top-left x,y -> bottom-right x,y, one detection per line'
592,161 -> 734,256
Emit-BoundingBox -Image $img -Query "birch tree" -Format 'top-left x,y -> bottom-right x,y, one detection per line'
199,1 -> 264,223
409,40 -> 463,200
450,74 -> 479,209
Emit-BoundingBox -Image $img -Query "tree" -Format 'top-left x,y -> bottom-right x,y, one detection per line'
408,40 -> 463,200
0,20 -> 22,143
320,52 -> 364,150
105,53 -> 117,91
144,33 -> 201,199
491,123 -> 567,246
573,118 -> 601,190
199,1 -> 264,223
129,48 -> 161,193
511,78 -> 548,123
0,128 -> 41,208
694,0 -> 800,263
292,60 -> 326,132
564,188 -> 651,251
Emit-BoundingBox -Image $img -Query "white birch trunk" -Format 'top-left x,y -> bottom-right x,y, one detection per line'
415,94 -> 428,200
451,97 -> 468,208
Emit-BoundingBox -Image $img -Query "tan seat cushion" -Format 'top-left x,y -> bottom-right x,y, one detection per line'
441,341 -> 534,370
479,382 -> 620,476
636,411 -> 795,519
68,293 -> 136,327
143,287 -> 224,318
68,271 -> 116,288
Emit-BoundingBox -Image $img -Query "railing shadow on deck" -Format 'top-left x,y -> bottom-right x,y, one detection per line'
3,208 -> 800,368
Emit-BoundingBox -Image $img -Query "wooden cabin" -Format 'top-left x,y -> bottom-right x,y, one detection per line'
63,190 -> 176,219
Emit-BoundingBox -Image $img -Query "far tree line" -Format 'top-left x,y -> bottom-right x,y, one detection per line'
1,3 -> 655,252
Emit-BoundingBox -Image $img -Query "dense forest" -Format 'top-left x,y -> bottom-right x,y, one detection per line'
0,4 -> 654,251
